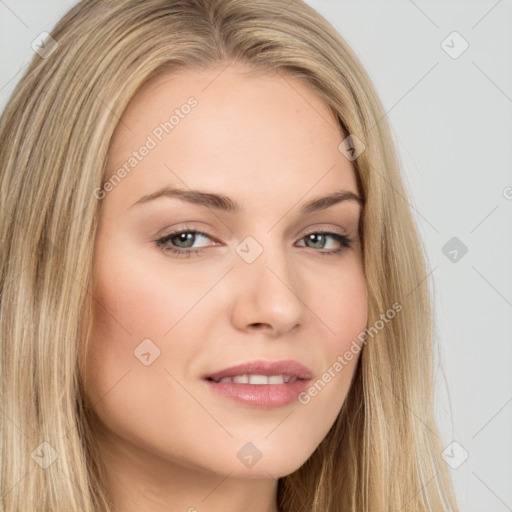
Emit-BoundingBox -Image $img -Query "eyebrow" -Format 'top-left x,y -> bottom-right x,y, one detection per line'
131,187 -> 363,215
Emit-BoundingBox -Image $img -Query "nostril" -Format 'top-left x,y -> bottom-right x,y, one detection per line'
249,322 -> 274,329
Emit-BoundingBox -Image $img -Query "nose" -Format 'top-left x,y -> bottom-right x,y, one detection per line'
229,241 -> 305,336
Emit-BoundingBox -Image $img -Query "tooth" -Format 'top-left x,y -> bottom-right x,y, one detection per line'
249,374 -> 269,385
214,374 -> 297,384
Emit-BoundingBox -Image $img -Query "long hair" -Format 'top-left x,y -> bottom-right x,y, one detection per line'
0,0 -> 458,510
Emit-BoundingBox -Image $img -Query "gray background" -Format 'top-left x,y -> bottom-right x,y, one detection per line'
1,1 -> 511,510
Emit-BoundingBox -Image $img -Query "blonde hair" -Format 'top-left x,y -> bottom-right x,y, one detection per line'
0,0 -> 458,510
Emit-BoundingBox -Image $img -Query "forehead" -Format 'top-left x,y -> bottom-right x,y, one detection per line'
105,63 -> 359,207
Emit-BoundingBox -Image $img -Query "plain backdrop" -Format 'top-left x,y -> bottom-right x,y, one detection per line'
1,1 -> 511,511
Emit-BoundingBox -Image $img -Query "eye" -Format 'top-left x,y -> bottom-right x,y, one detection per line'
295,231 -> 354,256
156,229 -> 216,258
155,229 -> 355,258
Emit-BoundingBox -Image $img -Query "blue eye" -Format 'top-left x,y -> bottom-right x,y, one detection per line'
156,229 -> 355,258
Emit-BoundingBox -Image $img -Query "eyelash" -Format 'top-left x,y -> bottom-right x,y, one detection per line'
155,229 -> 355,259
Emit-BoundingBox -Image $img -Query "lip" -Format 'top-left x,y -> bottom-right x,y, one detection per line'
202,359 -> 313,409
203,359 -> 313,381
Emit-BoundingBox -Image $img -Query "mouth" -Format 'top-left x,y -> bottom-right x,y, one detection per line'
202,359 -> 313,408
205,374 -> 301,384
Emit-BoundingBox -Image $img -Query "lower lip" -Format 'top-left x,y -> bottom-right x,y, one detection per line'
203,378 -> 310,408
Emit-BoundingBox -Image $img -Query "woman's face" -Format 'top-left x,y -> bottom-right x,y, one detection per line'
83,62 -> 367,480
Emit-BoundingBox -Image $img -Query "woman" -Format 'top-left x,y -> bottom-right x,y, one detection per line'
0,0 -> 458,510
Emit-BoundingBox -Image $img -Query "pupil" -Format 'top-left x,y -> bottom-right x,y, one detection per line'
308,234 -> 325,249
173,233 -> 195,248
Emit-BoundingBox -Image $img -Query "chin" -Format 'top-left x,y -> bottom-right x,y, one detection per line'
224,438 -> 317,479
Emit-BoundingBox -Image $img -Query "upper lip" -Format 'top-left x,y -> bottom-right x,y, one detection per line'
203,359 -> 313,381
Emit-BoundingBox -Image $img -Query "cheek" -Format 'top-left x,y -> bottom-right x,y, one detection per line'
300,256 -> 367,403
311,254 -> 368,348
90,253 -> 215,340
84,249 -> 222,405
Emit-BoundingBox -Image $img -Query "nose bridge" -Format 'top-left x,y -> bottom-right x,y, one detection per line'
229,233 -> 305,334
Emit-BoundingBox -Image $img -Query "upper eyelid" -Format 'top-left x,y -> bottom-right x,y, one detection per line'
167,219 -> 354,235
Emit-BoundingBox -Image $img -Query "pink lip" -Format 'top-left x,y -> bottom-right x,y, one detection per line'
203,359 -> 313,381
202,359 -> 313,409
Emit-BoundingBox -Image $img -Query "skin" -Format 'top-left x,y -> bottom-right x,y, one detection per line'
82,62 -> 368,512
